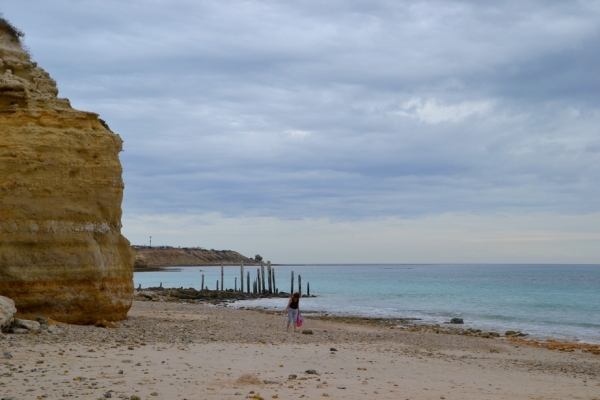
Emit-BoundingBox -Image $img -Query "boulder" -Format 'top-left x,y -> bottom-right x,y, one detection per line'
13,318 -> 41,333
450,318 -> 464,324
0,21 -> 134,324
0,295 -> 16,331
505,330 -> 528,337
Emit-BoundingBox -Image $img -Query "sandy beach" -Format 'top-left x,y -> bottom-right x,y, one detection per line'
0,300 -> 598,400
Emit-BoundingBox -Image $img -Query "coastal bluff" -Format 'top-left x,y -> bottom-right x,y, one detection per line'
0,20 -> 134,324
133,246 -> 258,269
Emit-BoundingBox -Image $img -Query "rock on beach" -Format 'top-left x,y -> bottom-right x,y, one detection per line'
0,295 -> 16,330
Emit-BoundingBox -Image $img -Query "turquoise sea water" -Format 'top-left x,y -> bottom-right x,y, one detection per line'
134,264 -> 600,344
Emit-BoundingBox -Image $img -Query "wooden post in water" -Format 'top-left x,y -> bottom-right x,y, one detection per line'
201,274 -> 205,291
247,271 -> 250,293
253,279 -> 257,294
240,262 -> 244,292
291,271 -> 294,294
267,266 -> 272,294
235,277 -> 237,291
260,261 -> 266,294
256,269 -> 261,294
298,274 -> 302,296
272,267 -> 276,294
307,282 -> 310,296
267,261 -> 272,294
216,280 -> 219,291
220,264 -> 224,291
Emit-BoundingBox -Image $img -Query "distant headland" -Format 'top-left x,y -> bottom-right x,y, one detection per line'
132,245 -> 261,270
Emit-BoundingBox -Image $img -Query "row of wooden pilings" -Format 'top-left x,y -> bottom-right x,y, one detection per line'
197,261 -> 311,296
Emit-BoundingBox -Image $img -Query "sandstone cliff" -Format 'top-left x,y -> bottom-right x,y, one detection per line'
134,246 -> 258,268
0,20 -> 134,324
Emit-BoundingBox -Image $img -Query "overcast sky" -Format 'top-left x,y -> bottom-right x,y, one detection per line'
4,1 -> 600,263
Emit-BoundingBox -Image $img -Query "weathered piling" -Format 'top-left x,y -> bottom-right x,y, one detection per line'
256,269 -> 261,294
267,261 -> 272,294
307,282 -> 310,296
201,274 -> 204,291
291,271 -> 294,294
216,281 -> 219,291
260,261 -> 266,294
247,271 -> 250,293
240,262 -> 244,292
298,274 -> 302,295
220,264 -> 224,291
272,267 -> 276,294
235,277 -> 237,291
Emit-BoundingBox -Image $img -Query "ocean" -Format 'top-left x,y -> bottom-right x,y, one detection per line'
134,264 -> 600,344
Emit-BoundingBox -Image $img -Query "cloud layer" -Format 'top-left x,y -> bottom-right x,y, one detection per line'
4,1 -> 600,261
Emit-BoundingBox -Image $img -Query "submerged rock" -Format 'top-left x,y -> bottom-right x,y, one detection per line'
0,19 -> 134,324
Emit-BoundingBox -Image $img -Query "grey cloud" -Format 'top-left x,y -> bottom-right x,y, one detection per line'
4,0 -> 600,223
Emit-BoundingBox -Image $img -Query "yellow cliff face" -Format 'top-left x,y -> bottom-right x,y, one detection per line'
0,26 -> 134,324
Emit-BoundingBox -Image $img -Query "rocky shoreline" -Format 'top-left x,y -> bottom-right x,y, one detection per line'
132,288 -> 600,357
135,287 -> 315,304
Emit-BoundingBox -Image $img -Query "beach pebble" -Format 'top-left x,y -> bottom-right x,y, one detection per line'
288,374 -> 297,380
337,385 -> 346,389
47,325 -> 61,334
305,369 -> 318,374
95,319 -> 118,328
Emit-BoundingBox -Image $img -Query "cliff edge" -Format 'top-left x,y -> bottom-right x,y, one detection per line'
0,19 -> 134,324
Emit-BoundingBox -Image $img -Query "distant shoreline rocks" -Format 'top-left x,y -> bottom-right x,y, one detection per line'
134,287 -> 317,306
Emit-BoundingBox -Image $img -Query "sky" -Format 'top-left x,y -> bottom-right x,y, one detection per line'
3,1 -> 600,263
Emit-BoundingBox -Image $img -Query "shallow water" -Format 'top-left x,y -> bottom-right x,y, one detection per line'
134,264 -> 600,343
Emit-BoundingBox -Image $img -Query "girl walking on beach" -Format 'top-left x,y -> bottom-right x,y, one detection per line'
285,292 -> 301,332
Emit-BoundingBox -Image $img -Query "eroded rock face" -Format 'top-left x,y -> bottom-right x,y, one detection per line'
0,26 -> 134,324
